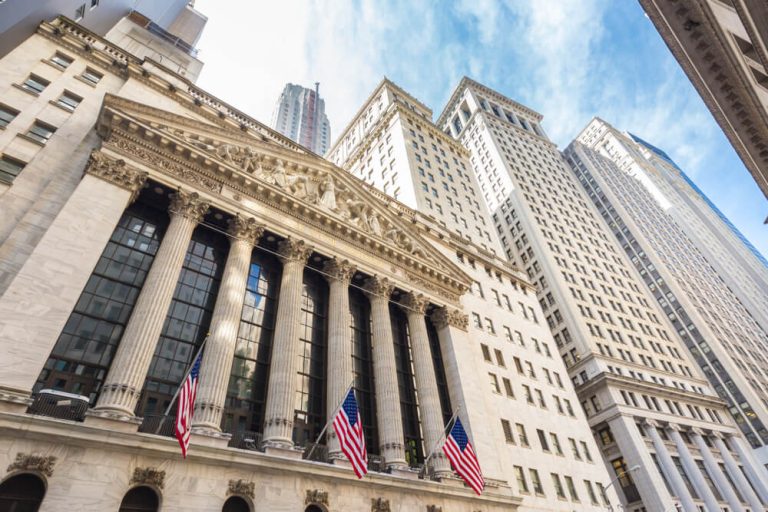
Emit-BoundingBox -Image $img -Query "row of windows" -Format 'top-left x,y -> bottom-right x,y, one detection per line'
511,464 -> 607,506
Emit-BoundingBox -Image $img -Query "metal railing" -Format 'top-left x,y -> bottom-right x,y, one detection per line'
27,390 -> 89,422
367,455 -> 390,473
302,442 -> 328,463
227,430 -> 264,452
138,414 -> 176,437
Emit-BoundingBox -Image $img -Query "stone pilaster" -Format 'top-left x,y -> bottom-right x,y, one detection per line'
643,420 -> 698,512
713,434 -> 766,511
400,292 -> 450,477
322,257 -> 356,460
364,276 -> 406,469
667,425 -> 721,512
193,216 -> 264,433
93,190 -> 209,417
262,237 -> 313,450
689,429 -> 745,512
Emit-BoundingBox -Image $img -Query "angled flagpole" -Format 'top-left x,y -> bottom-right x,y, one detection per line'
420,405 -> 461,478
306,379 -> 355,460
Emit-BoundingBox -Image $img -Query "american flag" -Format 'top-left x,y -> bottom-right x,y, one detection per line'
443,417 -> 485,495
175,351 -> 202,459
332,389 -> 368,478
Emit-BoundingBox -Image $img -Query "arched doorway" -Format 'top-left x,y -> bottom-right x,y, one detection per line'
222,496 -> 251,512
0,473 -> 46,512
118,486 -> 159,512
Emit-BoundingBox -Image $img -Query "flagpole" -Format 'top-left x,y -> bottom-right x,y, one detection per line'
306,379 -> 355,461
154,333 -> 210,435
420,406 -> 461,478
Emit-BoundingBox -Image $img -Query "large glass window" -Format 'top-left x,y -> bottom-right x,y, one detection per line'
222,250 -> 281,435
36,202 -> 166,403
350,288 -> 378,453
426,318 -> 452,423
137,227 -> 227,416
391,304 -> 423,466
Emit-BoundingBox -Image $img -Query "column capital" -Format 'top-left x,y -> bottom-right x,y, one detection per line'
277,237 -> 313,263
689,427 -> 707,437
363,276 -> 394,299
322,257 -> 356,284
430,306 -> 468,331
169,189 -> 209,223
399,292 -> 429,315
710,430 -> 726,441
641,418 -> 662,429
667,423 -> 683,433
85,151 -> 147,201
227,215 -> 264,245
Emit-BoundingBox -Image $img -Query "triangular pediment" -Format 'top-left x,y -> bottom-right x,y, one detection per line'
97,94 -> 471,302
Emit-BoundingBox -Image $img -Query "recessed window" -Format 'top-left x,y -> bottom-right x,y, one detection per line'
80,67 -> 103,85
75,4 -> 86,20
0,104 -> 19,128
21,74 -> 50,94
26,120 -> 56,144
0,155 -> 26,184
90,0 -> 99,8
56,90 -> 83,111
50,52 -> 74,68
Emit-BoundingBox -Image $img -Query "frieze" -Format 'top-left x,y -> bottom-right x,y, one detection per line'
130,467 -> 165,489
6,453 -> 56,477
305,489 -> 329,506
405,272 -> 462,303
227,479 -> 255,499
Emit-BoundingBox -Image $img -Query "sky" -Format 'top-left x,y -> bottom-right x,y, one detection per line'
193,0 -> 767,258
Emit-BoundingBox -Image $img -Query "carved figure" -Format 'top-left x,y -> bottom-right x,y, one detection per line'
240,148 -> 261,174
215,143 -> 237,163
319,174 -> 338,210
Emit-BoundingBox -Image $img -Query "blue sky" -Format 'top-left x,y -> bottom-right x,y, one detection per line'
194,0 -> 767,258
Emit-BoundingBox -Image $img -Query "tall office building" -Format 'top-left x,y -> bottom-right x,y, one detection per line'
567,118 -> 768,466
438,77 -> 768,512
270,83 -> 331,155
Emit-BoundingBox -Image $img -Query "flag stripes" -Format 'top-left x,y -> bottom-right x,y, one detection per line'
175,352 -> 202,459
332,389 -> 368,478
442,417 -> 485,495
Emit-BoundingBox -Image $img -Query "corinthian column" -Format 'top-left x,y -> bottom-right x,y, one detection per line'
400,292 -> 450,477
94,190 -> 209,416
262,238 -> 313,450
193,216 -> 264,433
364,276 -> 406,469
322,257 -> 356,460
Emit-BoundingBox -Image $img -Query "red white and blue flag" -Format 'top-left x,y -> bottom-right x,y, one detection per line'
443,417 -> 485,495
175,352 -> 202,458
332,389 -> 368,478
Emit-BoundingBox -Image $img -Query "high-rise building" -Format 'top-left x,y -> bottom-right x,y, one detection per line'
566,118 -> 768,465
639,0 -> 768,205
270,83 -> 331,155
331,78 -> 620,512
438,77 -> 768,512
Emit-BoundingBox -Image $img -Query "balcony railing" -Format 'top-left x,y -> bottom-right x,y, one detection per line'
27,390 -> 89,422
302,442 -> 328,463
227,430 -> 264,452
138,414 -> 176,437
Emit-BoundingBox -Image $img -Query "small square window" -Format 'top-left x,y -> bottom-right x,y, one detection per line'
81,67 -> 103,85
26,121 -> 56,144
56,91 -> 83,111
75,4 -> 86,20
90,0 -> 99,8
50,52 -> 74,68
21,74 -> 50,94
0,155 -> 26,184
0,104 -> 20,128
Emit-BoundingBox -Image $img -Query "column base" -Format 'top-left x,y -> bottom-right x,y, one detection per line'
263,441 -> 304,460
190,429 -> 231,449
331,457 -> 353,470
389,466 -> 421,480
84,409 -> 141,433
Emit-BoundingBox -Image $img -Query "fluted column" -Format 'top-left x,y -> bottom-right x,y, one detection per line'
668,425 -> 721,512
713,434 -> 765,512
401,292 -> 450,477
262,238 -> 313,449
323,257 -> 356,460
94,190 -> 209,416
690,429 -> 746,512
644,420 -> 698,512
364,276 -> 406,469
728,433 -> 768,505
192,216 -> 264,433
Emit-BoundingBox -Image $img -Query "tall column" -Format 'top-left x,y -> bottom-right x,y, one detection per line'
713,434 -> 766,512
400,292 -> 450,477
262,238 -> 313,450
668,425 -> 722,512
94,189 -> 209,416
192,216 -> 264,433
728,433 -> 768,505
607,416 -> 675,511
643,420 -> 698,512
322,257 -> 356,460
364,276 -> 406,469
690,429 -> 746,512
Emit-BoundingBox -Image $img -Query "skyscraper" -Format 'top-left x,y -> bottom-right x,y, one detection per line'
438,77 -> 768,512
566,117 -> 768,464
270,82 -> 331,155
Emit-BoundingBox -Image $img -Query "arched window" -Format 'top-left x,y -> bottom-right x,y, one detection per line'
305,506 -> 324,512
119,486 -> 159,512
222,496 -> 251,512
0,473 -> 46,512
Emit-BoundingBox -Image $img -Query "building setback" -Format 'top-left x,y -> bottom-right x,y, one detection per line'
438,76 -> 768,512
270,83 -> 331,156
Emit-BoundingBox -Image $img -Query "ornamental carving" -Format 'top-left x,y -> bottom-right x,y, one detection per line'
85,151 -> 147,199
305,489 -> 329,506
227,215 -> 264,245
130,467 -> 165,489
426,506 -> 442,512
169,189 -> 210,223
371,498 -> 391,512
405,272 -> 462,303
364,276 -> 395,299
6,453 -> 56,477
400,292 -> 429,315
227,479 -> 255,499
323,258 -> 356,284
430,307 -> 469,331
277,238 -> 314,263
